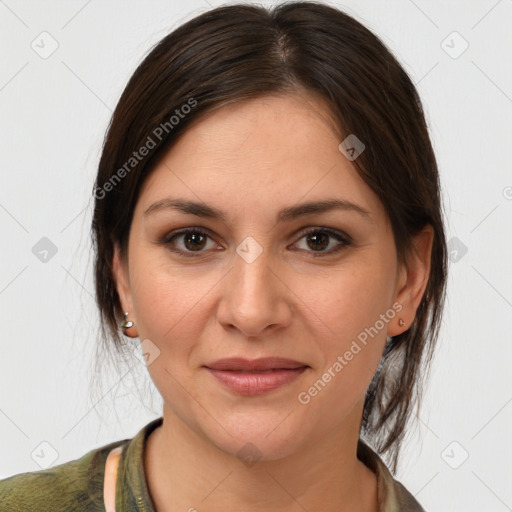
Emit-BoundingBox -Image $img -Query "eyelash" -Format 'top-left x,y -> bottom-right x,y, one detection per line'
159,226 -> 353,258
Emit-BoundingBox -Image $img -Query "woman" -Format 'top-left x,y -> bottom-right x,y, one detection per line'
0,2 -> 447,511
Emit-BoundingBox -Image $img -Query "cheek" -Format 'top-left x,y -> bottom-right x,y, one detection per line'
128,250 -> 213,352
128,255 -> 214,413
295,254 -> 396,344
293,255 -> 395,410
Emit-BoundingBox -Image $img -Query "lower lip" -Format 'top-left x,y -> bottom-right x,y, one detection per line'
206,367 -> 308,395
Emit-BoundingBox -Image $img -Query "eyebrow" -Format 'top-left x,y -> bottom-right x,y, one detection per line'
143,198 -> 372,223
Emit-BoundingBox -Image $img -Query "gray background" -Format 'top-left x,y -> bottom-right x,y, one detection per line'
1,1 -> 511,511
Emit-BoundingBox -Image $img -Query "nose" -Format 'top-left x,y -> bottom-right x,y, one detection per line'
217,245 -> 292,338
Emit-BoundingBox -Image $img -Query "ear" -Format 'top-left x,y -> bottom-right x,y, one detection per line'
112,244 -> 138,337
387,225 -> 434,337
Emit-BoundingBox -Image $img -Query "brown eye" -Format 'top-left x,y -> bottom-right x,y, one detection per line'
294,228 -> 352,256
182,231 -> 207,251
160,226 -> 351,259
162,228 -> 218,257
305,232 -> 330,251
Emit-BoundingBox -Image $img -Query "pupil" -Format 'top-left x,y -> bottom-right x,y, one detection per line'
185,233 -> 205,251
308,232 -> 328,251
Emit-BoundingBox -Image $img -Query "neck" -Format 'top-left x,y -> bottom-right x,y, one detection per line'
145,404 -> 378,512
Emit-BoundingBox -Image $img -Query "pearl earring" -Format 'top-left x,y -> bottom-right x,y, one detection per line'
121,312 -> 134,332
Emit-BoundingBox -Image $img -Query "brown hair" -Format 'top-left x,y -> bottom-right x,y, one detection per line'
91,1 -> 447,471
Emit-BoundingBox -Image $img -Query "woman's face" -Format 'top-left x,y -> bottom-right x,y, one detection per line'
114,92 -> 422,461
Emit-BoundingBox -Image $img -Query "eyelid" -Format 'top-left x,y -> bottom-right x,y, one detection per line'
159,227 -> 220,256
296,226 -> 352,245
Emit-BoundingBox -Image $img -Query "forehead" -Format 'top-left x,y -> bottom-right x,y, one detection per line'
135,93 -> 385,225
168,92 -> 341,165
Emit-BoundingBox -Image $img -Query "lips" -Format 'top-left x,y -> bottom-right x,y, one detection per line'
204,357 -> 308,372
204,357 -> 309,395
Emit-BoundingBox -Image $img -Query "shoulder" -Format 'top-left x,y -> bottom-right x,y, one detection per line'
357,439 -> 426,512
392,480 -> 426,511
0,439 -> 127,512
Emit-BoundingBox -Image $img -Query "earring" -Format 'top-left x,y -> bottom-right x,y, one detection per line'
121,312 -> 134,332
398,318 -> 406,327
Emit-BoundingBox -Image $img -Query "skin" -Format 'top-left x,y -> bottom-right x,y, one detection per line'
113,92 -> 433,512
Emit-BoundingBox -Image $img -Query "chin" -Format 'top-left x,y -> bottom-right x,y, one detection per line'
197,410 -> 316,463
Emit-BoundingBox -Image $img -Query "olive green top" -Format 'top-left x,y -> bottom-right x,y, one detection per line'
0,416 -> 425,511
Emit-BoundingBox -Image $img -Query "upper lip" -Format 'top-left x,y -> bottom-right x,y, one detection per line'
205,357 -> 309,371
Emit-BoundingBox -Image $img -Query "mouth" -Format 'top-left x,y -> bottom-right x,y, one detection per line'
204,357 -> 309,372
203,357 -> 310,395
